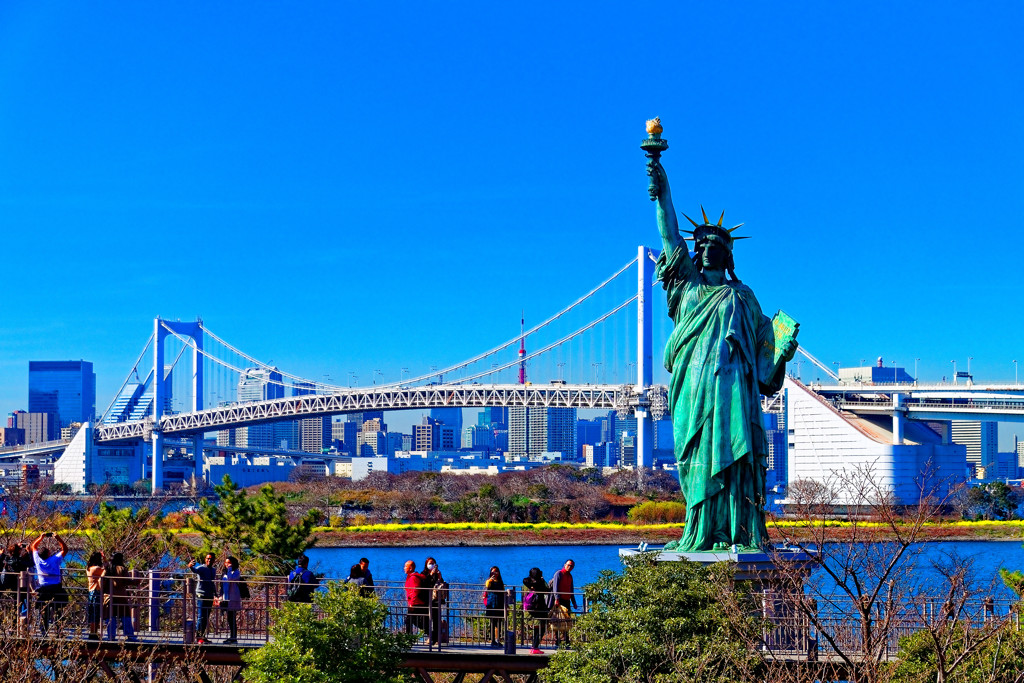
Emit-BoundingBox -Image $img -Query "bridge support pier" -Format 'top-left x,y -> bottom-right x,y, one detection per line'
892,393 -> 904,445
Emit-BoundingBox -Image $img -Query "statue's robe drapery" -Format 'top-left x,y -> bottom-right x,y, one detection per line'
657,245 -> 784,551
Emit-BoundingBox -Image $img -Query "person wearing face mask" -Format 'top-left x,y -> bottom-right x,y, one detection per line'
422,556 -> 445,646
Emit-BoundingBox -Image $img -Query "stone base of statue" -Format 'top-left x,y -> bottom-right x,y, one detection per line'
619,544 -> 817,589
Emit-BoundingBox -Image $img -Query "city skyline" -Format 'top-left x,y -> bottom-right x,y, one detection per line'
2,4 -> 1022,440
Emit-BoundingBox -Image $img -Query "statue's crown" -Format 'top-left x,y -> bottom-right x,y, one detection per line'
681,205 -> 750,251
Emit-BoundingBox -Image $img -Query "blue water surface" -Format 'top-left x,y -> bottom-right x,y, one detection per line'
305,540 -> 1024,594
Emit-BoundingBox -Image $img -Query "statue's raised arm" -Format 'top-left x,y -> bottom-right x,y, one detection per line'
647,158 -> 682,257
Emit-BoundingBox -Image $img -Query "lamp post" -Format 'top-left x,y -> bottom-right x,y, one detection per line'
968,356 -> 973,379
951,360 -> 957,384
401,367 -> 409,383
373,369 -> 382,385
592,362 -> 602,383
833,361 -> 841,382
892,360 -> 897,384
914,358 -> 920,385
557,362 -> 566,381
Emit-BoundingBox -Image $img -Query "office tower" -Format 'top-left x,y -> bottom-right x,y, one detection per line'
950,421 -> 998,478
413,416 -> 456,451
429,408 -> 463,438
347,411 -> 384,427
13,411 -> 55,444
28,360 -> 96,428
234,368 -> 284,451
509,406 -> 577,459
478,407 -> 508,428
332,420 -> 358,456
293,381 -> 329,454
576,418 -> 603,460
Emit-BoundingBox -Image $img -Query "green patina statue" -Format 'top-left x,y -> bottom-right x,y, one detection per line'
643,118 -> 798,553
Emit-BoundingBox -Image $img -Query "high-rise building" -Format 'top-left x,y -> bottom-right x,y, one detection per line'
950,421 -> 998,478
28,360 -> 96,428
478,407 -> 508,428
509,406 -> 577,460
12,411 -> 55,444
576,418 -> 603,460
413,416 -> 457,452
233,368 -> 284,451
293,381 -> 329,454
430,408 -> 463,438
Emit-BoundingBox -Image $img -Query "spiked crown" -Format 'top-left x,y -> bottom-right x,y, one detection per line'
681,205 -> 750,252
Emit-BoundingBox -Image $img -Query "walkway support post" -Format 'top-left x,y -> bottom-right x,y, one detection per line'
636,245 -> 655,470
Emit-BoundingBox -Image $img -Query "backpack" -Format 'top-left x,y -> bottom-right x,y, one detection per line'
524,590 -> 545,613
238,576 -> 250,600
286,569 -> 315,602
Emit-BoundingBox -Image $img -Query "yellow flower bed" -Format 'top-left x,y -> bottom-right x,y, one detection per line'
316,521 -> 687,533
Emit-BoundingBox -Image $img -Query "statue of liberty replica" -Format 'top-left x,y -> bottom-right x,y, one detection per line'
643,118 -> 799,553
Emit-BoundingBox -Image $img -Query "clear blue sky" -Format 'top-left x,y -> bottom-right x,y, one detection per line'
1,3 -> 1022,441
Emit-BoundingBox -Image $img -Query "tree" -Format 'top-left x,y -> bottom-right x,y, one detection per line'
186,475 -> 321,574
542,555 -> 761,683
243,582 -> 414,683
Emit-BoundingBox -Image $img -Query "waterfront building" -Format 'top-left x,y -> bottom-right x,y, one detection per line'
204,454 -> 296,488
783,377 -> 968,507
28,360 -> 96,429
950,421 -> 998,479
293,381 -> 329,453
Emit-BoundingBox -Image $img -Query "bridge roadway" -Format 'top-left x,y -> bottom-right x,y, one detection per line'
95,382 -> 669,443
808,382 -> 1024,423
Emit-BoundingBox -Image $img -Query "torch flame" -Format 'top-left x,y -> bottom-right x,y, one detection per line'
646,117 -> 663,135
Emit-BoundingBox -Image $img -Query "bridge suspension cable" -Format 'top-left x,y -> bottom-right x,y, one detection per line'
98,332 -> 154,424
795,346 -> 839,382
456,294 -> 639,384
380,255 -> 640,387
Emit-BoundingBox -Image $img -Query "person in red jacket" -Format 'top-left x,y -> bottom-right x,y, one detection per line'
404,560 -> 428,635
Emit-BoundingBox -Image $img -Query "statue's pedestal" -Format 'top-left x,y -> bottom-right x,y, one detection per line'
618,545 -> 817,588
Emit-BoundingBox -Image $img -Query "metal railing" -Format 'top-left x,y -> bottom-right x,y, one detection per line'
3,568 -> 587,652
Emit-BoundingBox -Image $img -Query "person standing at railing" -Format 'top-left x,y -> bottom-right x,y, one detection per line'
286,555 -> 317,603
423,556 -> 446,646
103,552 -> 137,642
217,556 -> 242,644
1,542 -> 31,626
29,532 -> 68,636
190,553 -> 217,644
523,567 -> 549,655
483,566 -> 505,649
359,557 -> 375,596
549,559 -> 577,646
403,560 -> 428,636
85,551 -> 104,640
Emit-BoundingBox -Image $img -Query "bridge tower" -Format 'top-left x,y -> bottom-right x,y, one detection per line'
152,318 -> 205,491
636,245 -> 657,470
